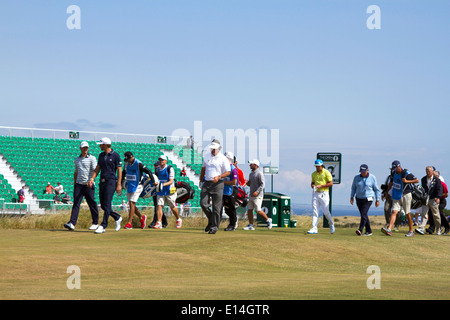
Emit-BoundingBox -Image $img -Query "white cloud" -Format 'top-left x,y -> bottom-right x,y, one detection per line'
276,169 -> 311,193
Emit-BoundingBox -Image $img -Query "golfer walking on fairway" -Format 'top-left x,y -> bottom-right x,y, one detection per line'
350,164 -> 381,236
309,159 -> 335,234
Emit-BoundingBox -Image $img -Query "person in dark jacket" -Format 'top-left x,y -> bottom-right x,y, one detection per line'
415,166 -> 442,235
432,170 -> 450,234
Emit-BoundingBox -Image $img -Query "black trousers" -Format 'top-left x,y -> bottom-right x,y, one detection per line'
356,197 -> 373,233
99,179 -> 121,228
222,194 -> 237,228
69,183 -> 99,226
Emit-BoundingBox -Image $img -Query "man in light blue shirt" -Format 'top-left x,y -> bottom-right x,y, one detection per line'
350,164 -> 381,236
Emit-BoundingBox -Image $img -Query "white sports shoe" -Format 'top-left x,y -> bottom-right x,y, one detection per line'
115,217 -> 122,231
267,218 -> 272,229
152,221 -> 162,229
64,222 -> 75,231
243,224 -> 255,231
89,224 -> 98,230
307,228 -> 318,234
330,225 -> 335,234
95,225 -> 105,234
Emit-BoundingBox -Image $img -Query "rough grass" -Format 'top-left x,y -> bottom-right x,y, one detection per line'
0,210 -> 449,300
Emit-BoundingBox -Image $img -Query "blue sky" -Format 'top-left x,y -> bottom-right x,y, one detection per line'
1,1 -> 450,206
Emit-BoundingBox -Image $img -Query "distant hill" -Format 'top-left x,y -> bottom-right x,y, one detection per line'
291,203 -> 386,217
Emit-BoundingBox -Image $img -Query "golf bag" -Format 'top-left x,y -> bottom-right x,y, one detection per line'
410,184 -> 429,209
232,185 -> 248,208
174,180 -> 195,203
139,174 -> 160,199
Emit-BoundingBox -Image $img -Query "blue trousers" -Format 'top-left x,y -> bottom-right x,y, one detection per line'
69,183 -> 99,226
356,197 -> 373,233
99,179 -> 121,228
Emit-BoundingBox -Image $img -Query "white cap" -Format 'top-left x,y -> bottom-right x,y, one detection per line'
158,155 -> 169,161
96,137 -> 111,145
224,152 -> 235,160
249,159 -> 260,167
80,141 -> 89,148
208,142 -> 221,150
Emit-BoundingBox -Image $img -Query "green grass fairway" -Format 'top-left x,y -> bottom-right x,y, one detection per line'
1,215 -> 449,300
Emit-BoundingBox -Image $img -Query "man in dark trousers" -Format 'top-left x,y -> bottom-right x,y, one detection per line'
64,141 -> 99,231
350,164 -> 381,236
200,140 -> 230,234
88,137 -> 123,234
222,152 -> 239,231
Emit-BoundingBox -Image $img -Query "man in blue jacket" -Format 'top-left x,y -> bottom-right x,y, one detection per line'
350,164 -> 381,236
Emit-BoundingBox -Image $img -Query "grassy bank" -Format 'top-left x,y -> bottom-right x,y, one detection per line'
0,210 -> 448,300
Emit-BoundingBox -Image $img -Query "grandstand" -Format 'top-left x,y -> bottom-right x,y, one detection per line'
0,133 -> 203,214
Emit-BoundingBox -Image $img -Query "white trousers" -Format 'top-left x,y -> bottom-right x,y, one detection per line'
312,191 -> 334,229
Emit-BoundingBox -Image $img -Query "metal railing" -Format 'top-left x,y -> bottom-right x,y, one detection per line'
0,125 -> 189,145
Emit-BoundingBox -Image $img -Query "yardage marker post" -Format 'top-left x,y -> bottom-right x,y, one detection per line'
316,153 -> 342,228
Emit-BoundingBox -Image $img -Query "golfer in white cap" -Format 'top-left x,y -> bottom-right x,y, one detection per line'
88,137 -> 123,233
64,141 -> 99,231
199,140 -> 230,234
243,159 -> 272,230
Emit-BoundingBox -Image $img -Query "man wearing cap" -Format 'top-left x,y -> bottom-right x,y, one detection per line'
45,182 -> 55,194
199,140 -> 231,234
222,152 -> 239,231
309,159 -> 335,234
64,141 -> 99,231
382,160 -> 419,237
88,137 -> 123,234
243,159 -> 272,230
149,160 -> 168,228
122,151 -> 155,229
153,155 -> 183,229
350,164 -> 381,236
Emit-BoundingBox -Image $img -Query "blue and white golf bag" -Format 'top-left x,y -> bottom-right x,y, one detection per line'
139,174 -> 160,199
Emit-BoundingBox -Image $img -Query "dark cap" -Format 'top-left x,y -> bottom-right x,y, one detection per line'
391,160 -> 401,170
124,151 -> 133,161
359,164 -> 369,173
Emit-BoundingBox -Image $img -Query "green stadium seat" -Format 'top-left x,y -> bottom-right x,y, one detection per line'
0,135 -> 203,209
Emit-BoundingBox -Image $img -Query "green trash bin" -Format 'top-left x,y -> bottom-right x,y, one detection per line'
257,192 -> 292,228
258,194 -> 279,228
278,193 -> 291,228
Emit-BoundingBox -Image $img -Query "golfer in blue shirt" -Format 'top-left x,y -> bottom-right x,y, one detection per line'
350,164 -> 381,236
